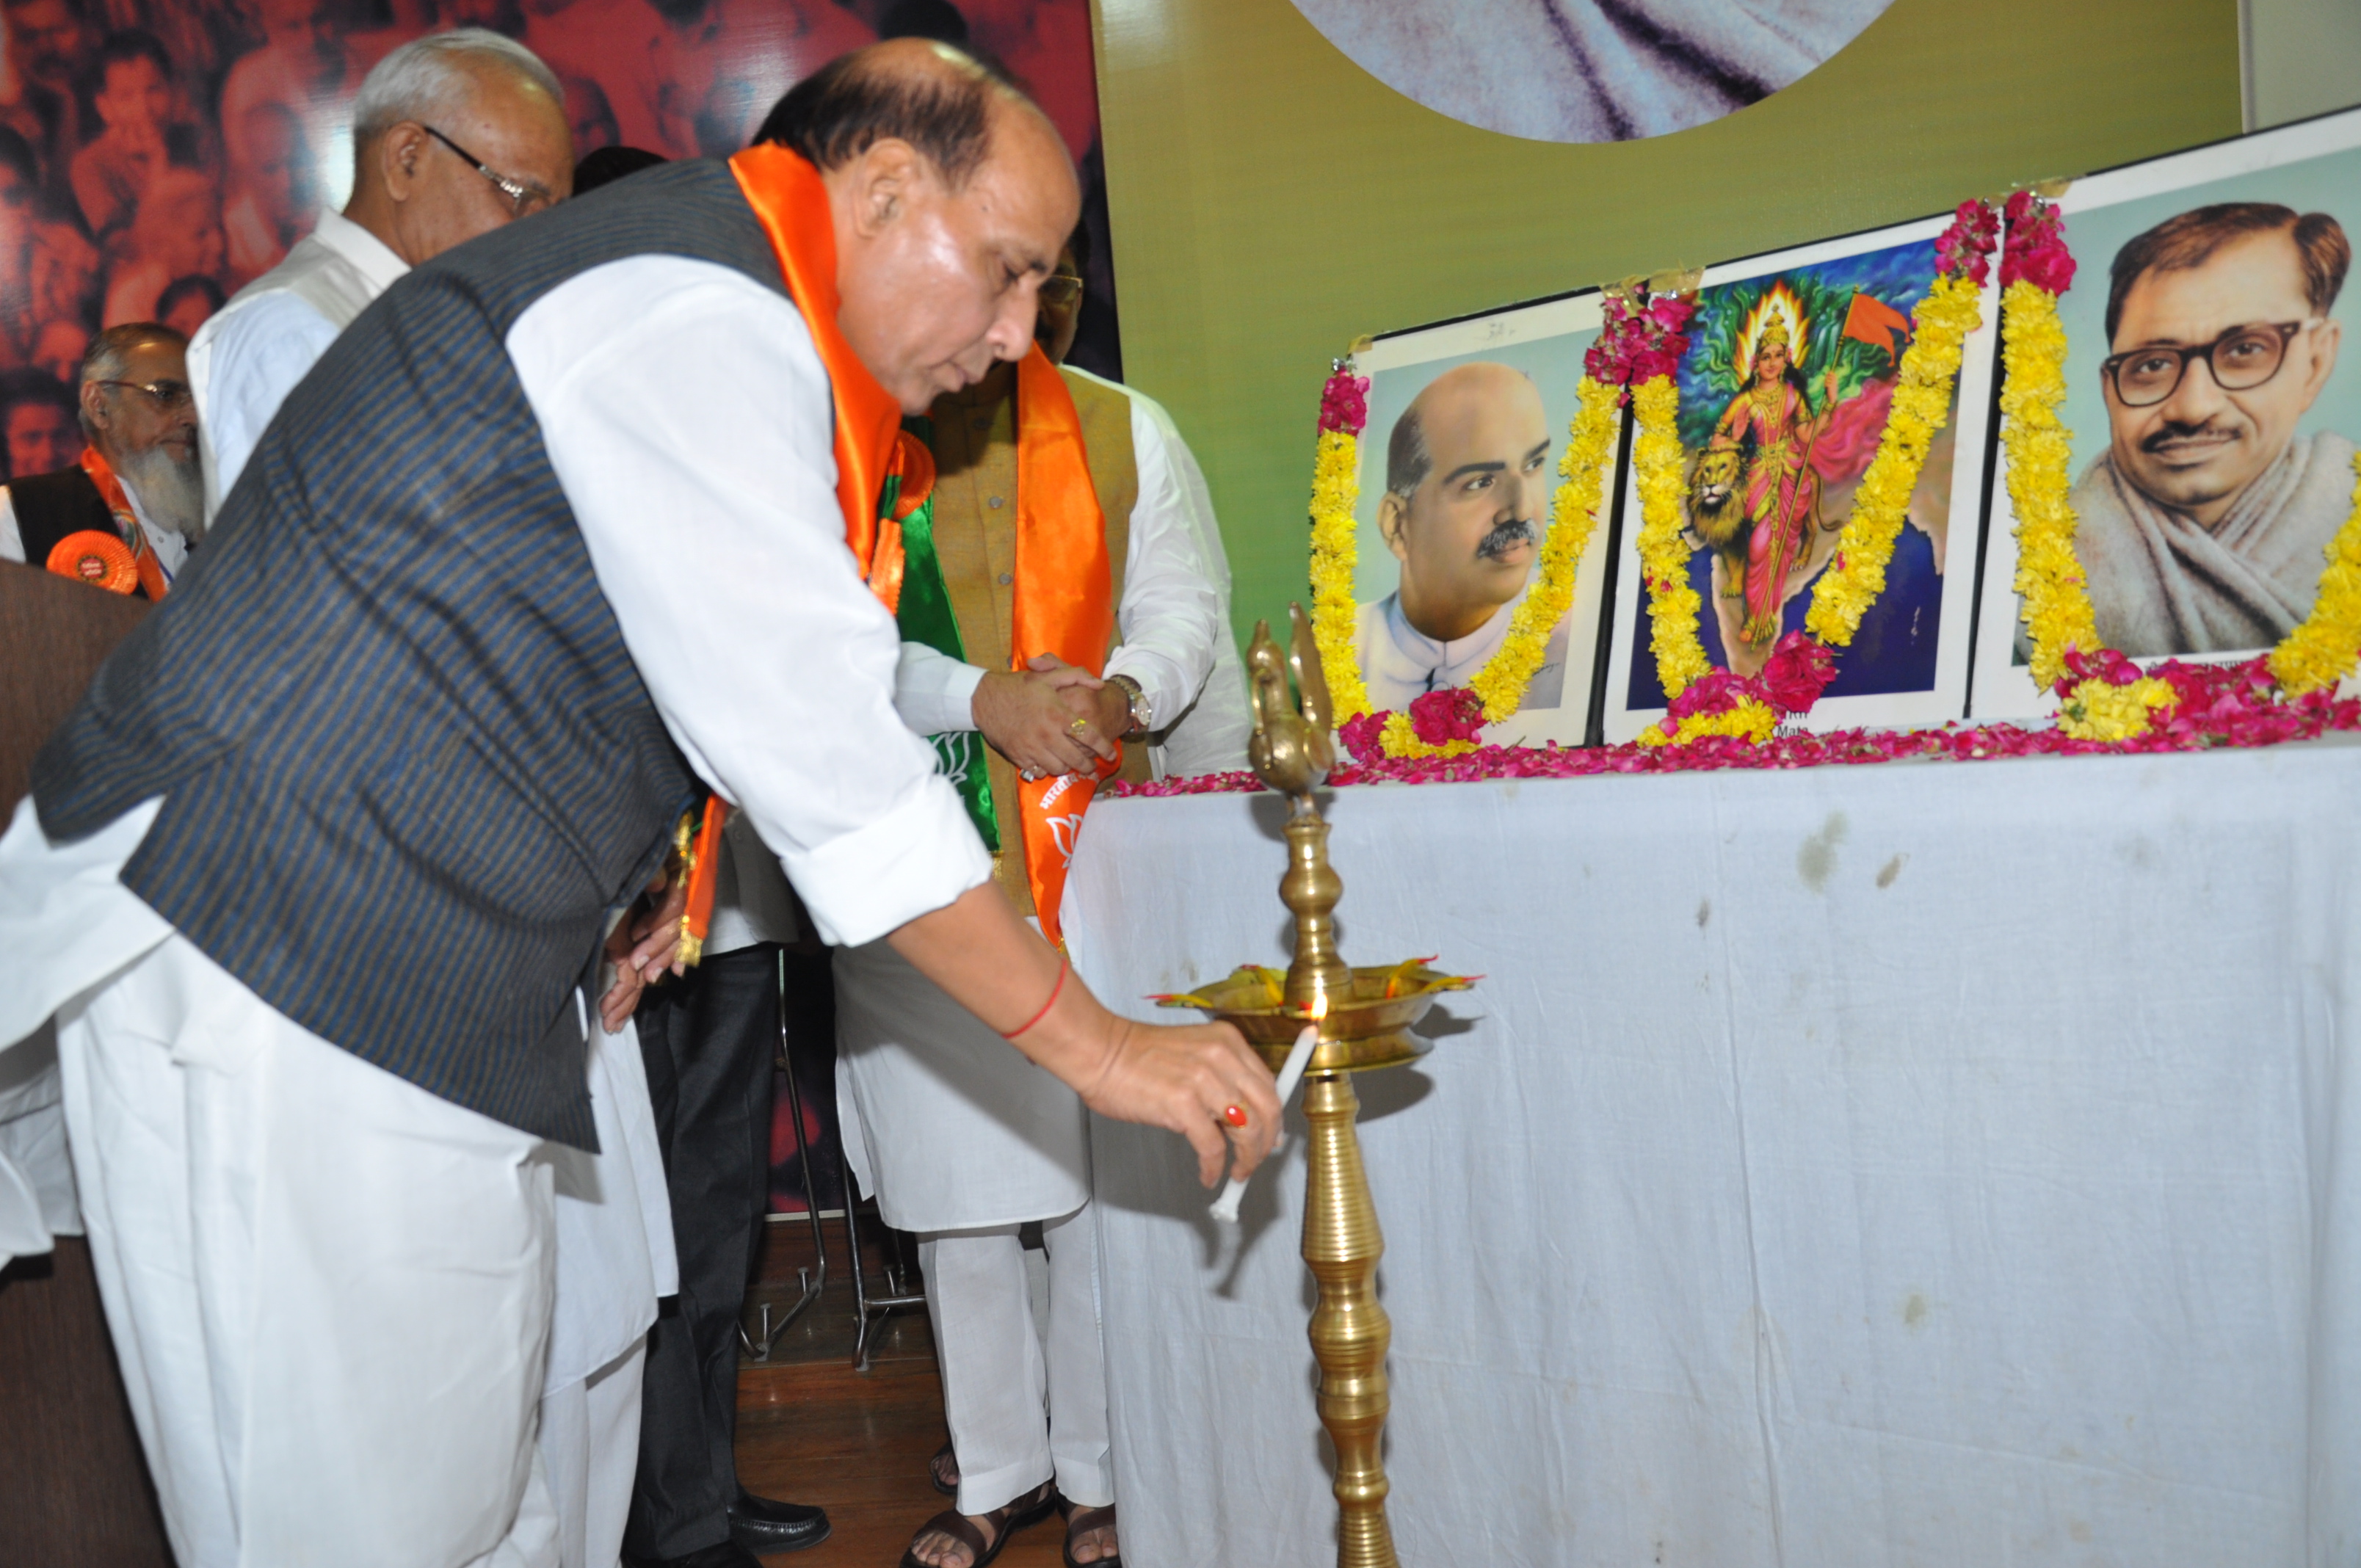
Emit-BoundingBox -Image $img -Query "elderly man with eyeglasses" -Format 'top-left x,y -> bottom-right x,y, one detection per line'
0,321 -> 200,595
183,30 -> 683,1568
2067,200 -> 2354,656
189,26 -> 572,525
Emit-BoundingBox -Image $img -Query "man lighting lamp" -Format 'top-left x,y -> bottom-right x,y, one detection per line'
0,39 -> 1275,1568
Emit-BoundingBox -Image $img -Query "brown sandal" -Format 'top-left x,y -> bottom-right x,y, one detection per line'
929,1440 -> 960,1497
1060,1500 -> 1122,1568
897,1480 -> 1055,1568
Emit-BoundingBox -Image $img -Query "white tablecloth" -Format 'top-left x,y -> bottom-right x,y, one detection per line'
1063,737 -> 2361,1568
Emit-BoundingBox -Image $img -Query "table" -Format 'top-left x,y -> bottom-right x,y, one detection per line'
1063,737 -> 2361,1567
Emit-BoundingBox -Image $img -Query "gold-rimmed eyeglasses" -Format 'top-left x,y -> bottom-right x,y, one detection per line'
423,124 -> 554,219
93,377 -> 194,411
1038,273 -> 1084,308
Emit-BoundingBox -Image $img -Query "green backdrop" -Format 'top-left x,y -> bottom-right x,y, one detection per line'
1089,0 -> 2243,650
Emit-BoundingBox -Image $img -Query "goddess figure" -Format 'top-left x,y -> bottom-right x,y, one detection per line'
1709,316 -> 1843,646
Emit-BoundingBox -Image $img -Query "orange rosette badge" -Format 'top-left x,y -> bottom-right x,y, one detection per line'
46,529 -> 137,594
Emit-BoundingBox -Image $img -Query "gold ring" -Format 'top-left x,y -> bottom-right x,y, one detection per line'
1068,717 -> 1090,733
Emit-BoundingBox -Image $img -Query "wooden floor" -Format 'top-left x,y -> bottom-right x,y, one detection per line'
731,1213 -> 1071,1567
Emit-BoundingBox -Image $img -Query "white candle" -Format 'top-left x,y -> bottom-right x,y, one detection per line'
1209,1022 -> 1320,1224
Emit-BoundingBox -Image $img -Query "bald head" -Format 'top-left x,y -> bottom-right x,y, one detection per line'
760,39 -> 1078,413
344,29 -> 573,268
1379,363 -> 1552,642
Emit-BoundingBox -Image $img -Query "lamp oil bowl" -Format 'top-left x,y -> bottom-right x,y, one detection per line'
1159,603 -> 1474,1568
1153,962 -> 1469,1075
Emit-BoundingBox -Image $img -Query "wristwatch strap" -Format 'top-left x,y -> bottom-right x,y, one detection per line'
1107,672 -> 1151,738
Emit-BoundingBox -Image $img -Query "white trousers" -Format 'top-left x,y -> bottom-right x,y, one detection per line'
56,933 -> 563,1568
921,1201 -> 1112,1516
538,1336 -> 646,1568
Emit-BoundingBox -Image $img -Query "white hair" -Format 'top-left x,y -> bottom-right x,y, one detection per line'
350,28 -> 562,146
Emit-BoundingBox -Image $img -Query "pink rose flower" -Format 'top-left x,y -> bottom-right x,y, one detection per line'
1337,710 -> 1389,763
1761,631 -> 1838,714
1318,369 -> 1371,435
1407,686 -> 1488,745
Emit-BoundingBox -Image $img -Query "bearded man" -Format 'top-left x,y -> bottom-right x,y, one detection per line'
1355,361 -> 1569,712
0,322 -> 201,593
0,38 -> 1274,1568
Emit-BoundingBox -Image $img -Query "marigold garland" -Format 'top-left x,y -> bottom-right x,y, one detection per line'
1629,374 -> 1719,694
1995,276 -> 2100,699
1803,270 -> 1986,645
1470,375 -> 1620,722
1307,356 -> 1618,760
2266,452 -> 2361,694
1307,363 -> 1373,727
1636,699 -> 1777,747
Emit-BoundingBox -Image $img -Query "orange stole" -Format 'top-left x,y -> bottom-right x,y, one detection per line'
668,148 -> 916,963
1009,346 -> 1120,946
79,446 -> 169,600
728,142 -> 906,611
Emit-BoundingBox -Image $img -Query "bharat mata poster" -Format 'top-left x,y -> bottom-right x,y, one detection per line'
1350,291 -> 1619,748
1970,106 -> 2361,719
1600,215 -> 2001,742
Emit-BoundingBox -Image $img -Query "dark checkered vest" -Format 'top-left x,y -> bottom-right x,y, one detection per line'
32,160 -> 793,1147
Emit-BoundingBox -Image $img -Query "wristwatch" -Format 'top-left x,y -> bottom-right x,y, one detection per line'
1106,672 -> 1152,738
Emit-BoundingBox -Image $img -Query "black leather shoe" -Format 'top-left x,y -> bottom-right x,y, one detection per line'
629,1543 -> 764,1568
728,1490 -> 833,1553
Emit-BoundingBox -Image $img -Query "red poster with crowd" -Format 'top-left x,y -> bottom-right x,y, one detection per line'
0,0 -> 1120,489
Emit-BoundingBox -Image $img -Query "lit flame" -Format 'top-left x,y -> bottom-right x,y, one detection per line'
1733,280 -> 1810,385
1311,992 -> 1328,1024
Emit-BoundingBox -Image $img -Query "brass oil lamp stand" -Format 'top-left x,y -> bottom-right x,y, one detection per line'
1159,606 -> 1470,1568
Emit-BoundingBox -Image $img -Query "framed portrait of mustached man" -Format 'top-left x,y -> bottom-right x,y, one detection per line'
1970,106 -> 2361,719
1598,216 -> 2002,742
1351,291 -> 1622,747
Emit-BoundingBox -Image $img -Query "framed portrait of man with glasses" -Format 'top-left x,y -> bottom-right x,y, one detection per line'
1972,105 -> 2361,717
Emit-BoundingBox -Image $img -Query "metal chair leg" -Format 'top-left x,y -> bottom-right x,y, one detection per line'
844,1191 -> 926,1372
739,950 -> 828,1362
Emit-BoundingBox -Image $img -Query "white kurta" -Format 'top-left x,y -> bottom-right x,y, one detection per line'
837,376 -> 1231,1233
188,206 -> 410,522
0,253 -> 993,1566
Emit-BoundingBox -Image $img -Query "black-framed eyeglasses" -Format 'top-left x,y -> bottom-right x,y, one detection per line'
1038,274 -> 1083,307
93,377 -> 193,411
2103,319 -> 2321,407
422,124 -> 554,219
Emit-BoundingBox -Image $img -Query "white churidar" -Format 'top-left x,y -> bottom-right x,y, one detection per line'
1065,736 -> 2361,1568
537,1337 -> 648,1568
56,930 -> 562,1568
921,1204 -> 1112,1516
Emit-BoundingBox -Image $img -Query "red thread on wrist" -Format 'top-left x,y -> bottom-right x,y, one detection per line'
1002,955 -> 1069,1040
